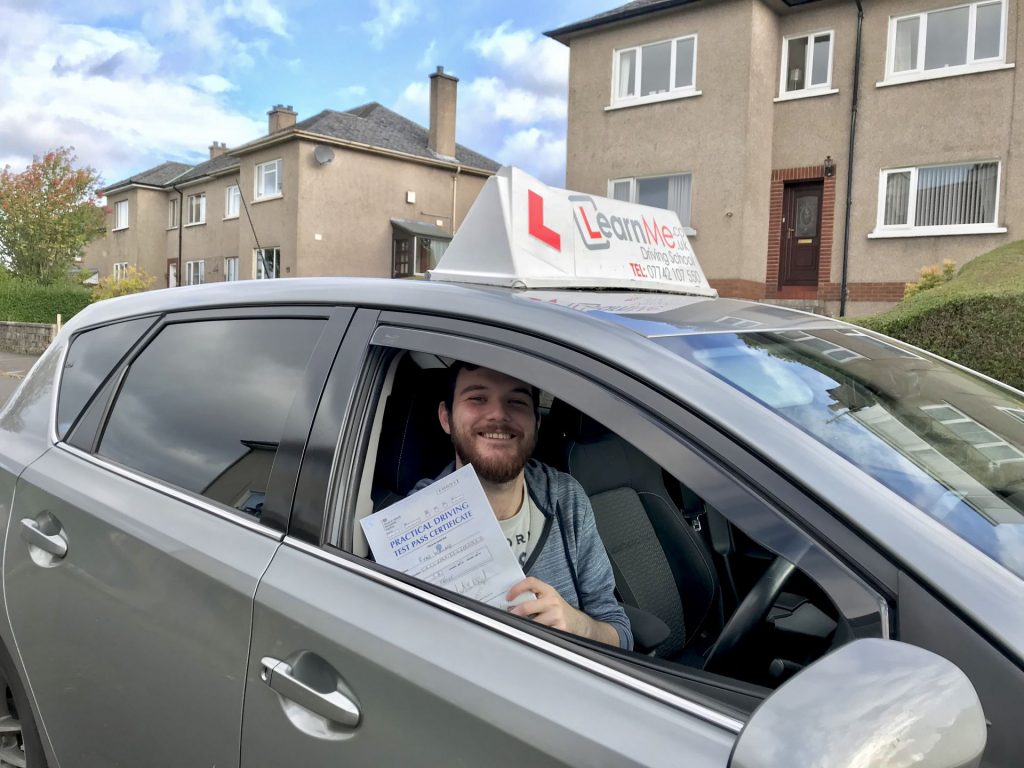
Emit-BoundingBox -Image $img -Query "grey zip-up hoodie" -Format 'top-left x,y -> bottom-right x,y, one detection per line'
415,459 -> 633,650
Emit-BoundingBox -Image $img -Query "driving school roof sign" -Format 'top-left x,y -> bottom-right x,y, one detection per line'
429,166 -> 716,297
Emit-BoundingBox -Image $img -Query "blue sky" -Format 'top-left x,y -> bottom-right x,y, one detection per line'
0,0 -> 622,187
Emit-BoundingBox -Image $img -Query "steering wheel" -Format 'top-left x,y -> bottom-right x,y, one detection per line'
702,556 -> 795,673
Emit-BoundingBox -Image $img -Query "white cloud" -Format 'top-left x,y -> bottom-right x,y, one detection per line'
195,74 -> 236,93
362,0 -> 420,49
0,8 -> 264,184
498,127 -> 566,181
418,39 -> 437,71
393,22 -> 570,184
469,22 -> 569,94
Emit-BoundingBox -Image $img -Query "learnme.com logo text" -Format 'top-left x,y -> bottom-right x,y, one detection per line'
527,190 -> 688,253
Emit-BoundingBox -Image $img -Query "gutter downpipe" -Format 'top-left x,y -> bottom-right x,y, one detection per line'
172,183 -> 184,287
839,0 -> 864,317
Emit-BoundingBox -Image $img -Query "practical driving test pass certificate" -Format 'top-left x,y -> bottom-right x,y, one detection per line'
360,464 -> 530,609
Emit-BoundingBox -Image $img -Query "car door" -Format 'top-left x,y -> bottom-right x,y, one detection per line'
238,310 -> 740,766
4,306 -> 349,767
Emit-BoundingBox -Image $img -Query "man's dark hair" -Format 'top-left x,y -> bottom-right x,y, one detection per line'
443,361 -> 540,420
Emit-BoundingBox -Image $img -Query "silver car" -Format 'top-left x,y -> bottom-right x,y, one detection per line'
0,278 -> 1018,767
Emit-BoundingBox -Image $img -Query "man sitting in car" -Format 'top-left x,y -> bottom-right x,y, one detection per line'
414,362 -> 633,649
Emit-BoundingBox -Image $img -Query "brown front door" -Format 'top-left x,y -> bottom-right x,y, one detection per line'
780,181 -> 823,287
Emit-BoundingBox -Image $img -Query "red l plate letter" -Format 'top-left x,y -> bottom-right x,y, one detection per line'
528,190 -> 561,251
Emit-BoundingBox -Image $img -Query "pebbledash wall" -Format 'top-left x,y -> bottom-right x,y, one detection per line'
0,322 -> 56,356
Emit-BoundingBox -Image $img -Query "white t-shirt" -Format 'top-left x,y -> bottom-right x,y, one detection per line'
499,486 -> 545,567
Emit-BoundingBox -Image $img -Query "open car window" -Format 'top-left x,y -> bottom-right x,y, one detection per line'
324,330 -> 888,699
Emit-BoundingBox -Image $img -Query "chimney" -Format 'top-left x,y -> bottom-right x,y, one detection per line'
428,66 -> 458,159
208,141 -> 227,159
268,104 -> 297,134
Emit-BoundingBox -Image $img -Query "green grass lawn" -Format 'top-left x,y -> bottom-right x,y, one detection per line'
854,241 -> 1024,391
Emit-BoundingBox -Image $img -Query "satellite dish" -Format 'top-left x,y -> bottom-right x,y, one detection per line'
313,145 -> 335,165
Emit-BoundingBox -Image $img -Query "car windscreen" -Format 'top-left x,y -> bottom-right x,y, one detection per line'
655,327 -> 1024,580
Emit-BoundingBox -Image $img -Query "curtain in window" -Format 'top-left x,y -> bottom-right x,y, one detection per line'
618,50 -> 636,97
428,238 -> 449,269
915,163 -> 997,226
666,174 -> 692,228
894,17 -> 919,71
884,172 -> 911,225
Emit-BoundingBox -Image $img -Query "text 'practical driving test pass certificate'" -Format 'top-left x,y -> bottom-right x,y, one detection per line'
360,464 -> 528,609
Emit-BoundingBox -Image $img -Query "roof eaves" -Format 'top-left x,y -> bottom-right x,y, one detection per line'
544,0 -> 700,43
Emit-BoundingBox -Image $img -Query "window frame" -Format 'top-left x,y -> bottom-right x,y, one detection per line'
883,0 -> 1010,85
608,172 -> 696,234
871,160 -> 1005,238
225,185 -> 240,219
224,256 -> 239,282
168,198 -> 179,229
255,246 -> 281,279
61,305 -> 353,535
293,308 -> 892,641
609,34 -> 700,109
113,200 -> 129,231
185,259 -> 205,286
777,29 -> 836,100
186,193 -> 207,226
113,262 -> 129,282
255,159 -> 282,201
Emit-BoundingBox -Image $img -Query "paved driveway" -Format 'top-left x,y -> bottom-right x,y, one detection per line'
0,351 -> 39,406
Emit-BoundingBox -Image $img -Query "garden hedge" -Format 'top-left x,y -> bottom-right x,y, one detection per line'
855,241 -> 1024,391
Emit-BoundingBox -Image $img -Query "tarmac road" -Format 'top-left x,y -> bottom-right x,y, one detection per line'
0,351 -> 38,406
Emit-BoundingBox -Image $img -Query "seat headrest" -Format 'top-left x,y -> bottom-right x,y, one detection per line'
548,399 -> 670,498
374,358 -> 453,498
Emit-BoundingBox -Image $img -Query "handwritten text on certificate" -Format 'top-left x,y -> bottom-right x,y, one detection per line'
360,464 -> 527,609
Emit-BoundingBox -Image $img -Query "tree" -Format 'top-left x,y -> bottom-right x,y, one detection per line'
0,147 -> 106,283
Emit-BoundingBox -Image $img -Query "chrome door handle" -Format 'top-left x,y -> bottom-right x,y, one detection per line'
260,657 -> 360,727
20,519 -> 67,558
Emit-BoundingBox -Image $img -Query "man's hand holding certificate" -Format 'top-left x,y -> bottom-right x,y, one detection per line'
360,464 -> 531,609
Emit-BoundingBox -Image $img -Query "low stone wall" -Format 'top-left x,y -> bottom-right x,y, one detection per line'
0,321 -> 56,355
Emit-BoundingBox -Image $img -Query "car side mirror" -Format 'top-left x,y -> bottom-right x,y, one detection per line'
729,638 -> 986,768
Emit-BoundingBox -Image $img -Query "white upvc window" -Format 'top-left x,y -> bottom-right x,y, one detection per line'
779,30 -> 835,98
168,198 -> 179,229
255,160 -> 282,200
884,1 -> 1008,84
113,262 -> 129,281
255,247 -> 280,279
225,185 -> 240,219
187,193 -> 206,225
224,256 -> 239,282
185,259 -> 205,285
872,160 -> 1004,237
609,172 -> 695,233
113,200 -> 128,231
611,35 -> 698,108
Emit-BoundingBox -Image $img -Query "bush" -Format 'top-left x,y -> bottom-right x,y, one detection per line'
855,241 -> 1024,391
93,266 -> 156,301
0,276 -> 93,324
904,258 -> 956,298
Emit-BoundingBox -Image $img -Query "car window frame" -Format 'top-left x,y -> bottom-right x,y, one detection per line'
59,304 -> 352,534
290,307 -> 892,714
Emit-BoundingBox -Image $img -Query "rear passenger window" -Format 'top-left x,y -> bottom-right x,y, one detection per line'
98,318 -> 324,515
57,317 -> 156,437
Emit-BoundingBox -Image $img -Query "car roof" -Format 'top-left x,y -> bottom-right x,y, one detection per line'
63,277 -> 841,338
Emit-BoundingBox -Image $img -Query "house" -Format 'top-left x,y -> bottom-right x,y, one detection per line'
85,67 -> 500,288
547,0 -> 1019,315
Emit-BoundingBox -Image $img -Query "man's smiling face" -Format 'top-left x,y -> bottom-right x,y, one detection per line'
439,366 -> 538,484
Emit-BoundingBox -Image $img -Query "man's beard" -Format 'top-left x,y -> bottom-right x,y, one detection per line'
450,422 -> 537,484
